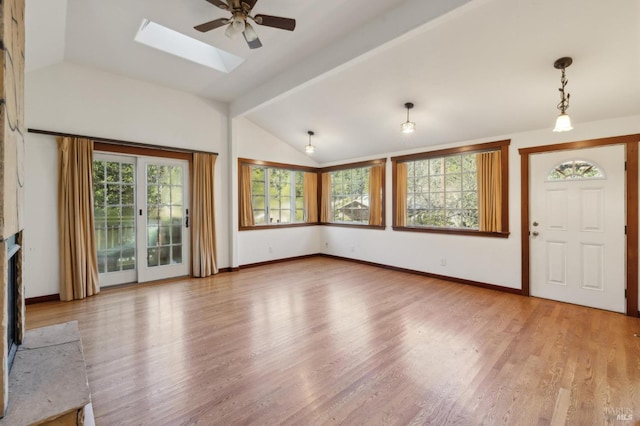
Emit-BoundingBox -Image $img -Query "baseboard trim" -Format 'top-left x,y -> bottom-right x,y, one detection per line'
26,254 -> 521,304
239,254 -> 318,270
318,254 -> 523,295
26,294 -> 60,305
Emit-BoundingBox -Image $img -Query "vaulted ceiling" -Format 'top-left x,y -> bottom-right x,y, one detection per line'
26,0 -> 640,163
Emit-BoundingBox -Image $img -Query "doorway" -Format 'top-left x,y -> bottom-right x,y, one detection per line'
93,152 -> 190,286
529,145 -> 625,312
519,134 -> 640,317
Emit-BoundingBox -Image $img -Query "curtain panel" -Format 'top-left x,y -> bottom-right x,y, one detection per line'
192,153 -> 218,277
320,172 -> 332,222
395,162 -> 408,227
368,164 -> 383,226
477,150 -> 502,232
304,172 -> 318,223
239,164 -> 255,227
57,137 -> 100,301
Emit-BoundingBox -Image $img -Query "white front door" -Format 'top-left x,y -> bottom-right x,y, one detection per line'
530,145 -> 625,313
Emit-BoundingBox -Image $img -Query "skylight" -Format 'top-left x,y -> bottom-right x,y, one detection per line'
134,19 -> 244,74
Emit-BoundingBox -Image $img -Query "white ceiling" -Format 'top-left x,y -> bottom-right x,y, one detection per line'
26,0 -> 640,163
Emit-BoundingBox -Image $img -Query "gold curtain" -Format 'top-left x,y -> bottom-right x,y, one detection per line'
477,150 -> 502,232
368,164 -> 383,226
192,153 -> 218,277
239,164 -> 254,227
304,172 -> 318,223
320,172 -> 332,222
57,137 -> 99,301
395,162 -> 408,227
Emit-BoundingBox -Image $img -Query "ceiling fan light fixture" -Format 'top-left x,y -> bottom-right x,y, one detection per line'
244,22 -> 258,42
224,23 -> 237,38
232,14 -> 246,33
552,57 -> 573,132
401,102 -> 415,134
305,131 -> 316,155
195,0 -> 296,49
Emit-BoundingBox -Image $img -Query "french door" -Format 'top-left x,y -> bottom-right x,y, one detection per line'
93,153 -> 190,286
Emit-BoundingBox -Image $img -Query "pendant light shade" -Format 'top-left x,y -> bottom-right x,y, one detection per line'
401,102 -> 415,134
554,113 -> 573,132
305,131 -> 315,154
552,57 -> 573,132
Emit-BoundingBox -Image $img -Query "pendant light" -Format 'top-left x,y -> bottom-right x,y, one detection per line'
401,102 -> 415,134
553,57 -> 573,132
305,131 -> 315,154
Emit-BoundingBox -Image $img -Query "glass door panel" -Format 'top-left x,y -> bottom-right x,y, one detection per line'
93,154 -> 137,286
137,158 -> 190,282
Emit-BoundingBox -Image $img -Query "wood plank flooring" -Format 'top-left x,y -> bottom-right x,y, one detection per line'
26,257 -> 640,425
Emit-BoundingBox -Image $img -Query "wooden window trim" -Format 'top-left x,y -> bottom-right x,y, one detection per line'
391,140 -> 510,238
319,158 -> 387,173
238,158 -> 317,230
319,158 -> 387,229
239,158 -> 317,172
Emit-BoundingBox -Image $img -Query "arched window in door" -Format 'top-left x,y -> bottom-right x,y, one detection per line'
546,160 -> 605,181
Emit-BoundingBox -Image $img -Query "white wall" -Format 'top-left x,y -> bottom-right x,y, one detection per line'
233,118 -> 322,266
24,62 -> 230,298
233,114 -> 640,307
320,115 -> 640,298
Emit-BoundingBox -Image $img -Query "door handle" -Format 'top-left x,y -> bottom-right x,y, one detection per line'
185,209 -> 189,228
532,231 -> 539,237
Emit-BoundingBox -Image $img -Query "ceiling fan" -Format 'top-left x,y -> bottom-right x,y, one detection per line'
194,0 -> 296,49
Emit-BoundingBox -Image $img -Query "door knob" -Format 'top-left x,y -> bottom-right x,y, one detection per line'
532,221 -> 539,227
532,231 -> 539,237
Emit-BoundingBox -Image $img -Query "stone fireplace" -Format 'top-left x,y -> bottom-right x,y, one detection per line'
0,233 -> 24,417
0,0 -> 26,418
5,235 -> 22,372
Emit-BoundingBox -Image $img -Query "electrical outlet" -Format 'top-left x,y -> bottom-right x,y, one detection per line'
268,245 -> 273,254
350,246 -> 355,253
440,258 -> 447,266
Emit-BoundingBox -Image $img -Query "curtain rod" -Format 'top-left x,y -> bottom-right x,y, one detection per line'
27,128 -> 219,156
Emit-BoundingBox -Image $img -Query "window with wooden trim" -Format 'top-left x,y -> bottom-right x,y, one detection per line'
392,140 -> 509,237
252,166 -> 304,225
320,160 -> 385,227
238,159 -> 318,229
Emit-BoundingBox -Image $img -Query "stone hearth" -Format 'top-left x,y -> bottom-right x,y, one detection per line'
0,322 -> 91,425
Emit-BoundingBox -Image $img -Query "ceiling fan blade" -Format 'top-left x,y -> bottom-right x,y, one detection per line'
243,32 -> 262,49
253,14 -> 296,31
241,0 -> 258,11
194,18 -> 229,32
205,0 -> 229,10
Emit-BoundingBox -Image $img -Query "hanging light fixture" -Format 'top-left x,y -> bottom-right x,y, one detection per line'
305,130 -> 315,154
553,57 -> 573,132
401,102 -> 415,134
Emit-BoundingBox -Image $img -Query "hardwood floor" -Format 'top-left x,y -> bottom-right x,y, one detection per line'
27,257 -> 640,425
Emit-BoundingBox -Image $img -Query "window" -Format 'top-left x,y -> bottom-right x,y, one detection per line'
546,160 -> 604,181
320,160 -> 385,228
392,140 -> 509,237
238,159 -> 317,229
405,154 -> 478,228
331,167 -> 370,224
252,166 -> 304,225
